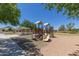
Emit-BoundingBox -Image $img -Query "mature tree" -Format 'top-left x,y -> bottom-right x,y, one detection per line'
20,20 -> 31,28
20,20 -> 36,30
44,3 -> 79,19
58,24 -> 66,32
0,3 -> 20,25
66,23 -> 75,31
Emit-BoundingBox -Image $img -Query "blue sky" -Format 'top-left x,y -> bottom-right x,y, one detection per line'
0,3 -> 79,29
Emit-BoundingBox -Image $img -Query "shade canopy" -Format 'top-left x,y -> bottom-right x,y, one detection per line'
35,21 -> 43,24
44,23 -> 50,26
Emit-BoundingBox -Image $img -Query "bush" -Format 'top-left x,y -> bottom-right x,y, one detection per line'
68,29 -> 78,34
2,29 -> 5,32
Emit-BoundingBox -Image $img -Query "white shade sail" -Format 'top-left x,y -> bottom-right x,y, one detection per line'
44,23 -> 49,26
35,21 -> 43,24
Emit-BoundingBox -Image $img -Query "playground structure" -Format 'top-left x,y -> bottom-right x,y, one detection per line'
33,21 -> 54,42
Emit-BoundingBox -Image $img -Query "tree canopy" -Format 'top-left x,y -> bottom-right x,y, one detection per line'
20,20 -> 31,28
66,23 -> 75,31
58,24 -> 66,32
20,19 -> 36,30
44,3 -> 79,19
0,3 -> 20,25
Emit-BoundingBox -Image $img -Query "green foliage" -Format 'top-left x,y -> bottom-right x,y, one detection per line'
58,25 -> 66,32
20,20 -> 31,28
44,3 -> 79,19
0,3 -> 20,25
8,27 -> 13,31
75,29 -> 79,32
20,19 -> 36,30
66,23 -> 75,31
66,23 -> 78,34
68,29 -> 78,34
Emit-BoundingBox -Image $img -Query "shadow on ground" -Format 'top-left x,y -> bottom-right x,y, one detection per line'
11,37 -> 43,56
0,38 -> 25,56
68,44 -> 79,56
0,37 -> 43,56
68,50 -> 79,56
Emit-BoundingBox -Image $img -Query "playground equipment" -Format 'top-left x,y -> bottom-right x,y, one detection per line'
33,21 -> 43,40
33,21 -> 54,42
43,34 -> 51,42
43,23 -> 51,42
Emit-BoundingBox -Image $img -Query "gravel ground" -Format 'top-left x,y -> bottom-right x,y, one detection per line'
0,38 -> 26,56
0,34 -> 44,56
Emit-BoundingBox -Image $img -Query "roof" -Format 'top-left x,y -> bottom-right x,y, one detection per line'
35,21 -> 43,24
44,23 -> 50,26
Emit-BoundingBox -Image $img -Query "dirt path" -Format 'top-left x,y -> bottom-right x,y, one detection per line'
41,34 -> 79,56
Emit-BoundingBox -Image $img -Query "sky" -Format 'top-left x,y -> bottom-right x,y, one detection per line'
1,3 -> 79,29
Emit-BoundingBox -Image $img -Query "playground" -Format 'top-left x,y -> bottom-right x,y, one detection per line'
1,3 -> 79,56
32,21 -> 54,42
1,21 -> 79,56
0,20 -> 54,56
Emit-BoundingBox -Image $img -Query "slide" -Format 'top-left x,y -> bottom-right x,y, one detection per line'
43,34 -> 51,42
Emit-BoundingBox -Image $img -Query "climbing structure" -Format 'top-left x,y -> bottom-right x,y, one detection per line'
33,21 -> 54,42
33,21 -> 43,40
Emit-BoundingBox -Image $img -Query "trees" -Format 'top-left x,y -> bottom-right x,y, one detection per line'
66,23 -> 77,33
0,3 -> 20,25
44,3 -> 79,19
20,20 -> 36,30
66,23 -> 75,31
58,25 -> 66,32
20,20 -> 31,28
58,23 -> 78,34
